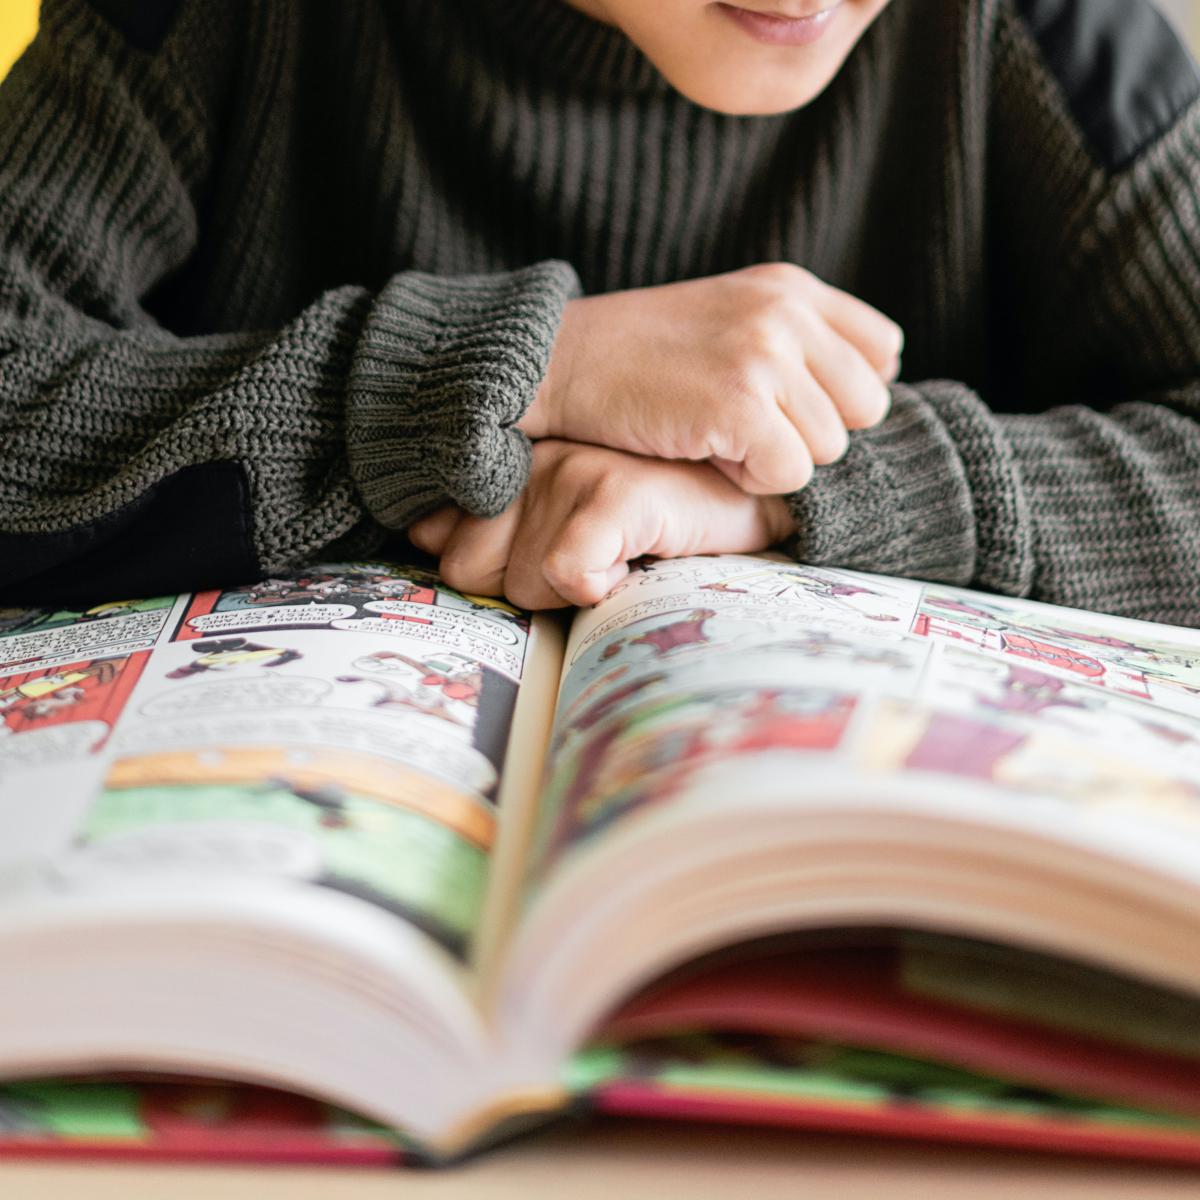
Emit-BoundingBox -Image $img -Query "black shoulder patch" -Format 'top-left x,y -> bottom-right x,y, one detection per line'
88,0 -> 187,53
1013,0 -> 1200,170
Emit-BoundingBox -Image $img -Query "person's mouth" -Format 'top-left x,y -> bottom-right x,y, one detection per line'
714,1 -> 843,46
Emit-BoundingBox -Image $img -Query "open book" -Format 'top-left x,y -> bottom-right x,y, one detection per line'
7,553 -> 1200,1166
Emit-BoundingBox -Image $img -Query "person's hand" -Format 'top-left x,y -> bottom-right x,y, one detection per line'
409,440 -> 797,609
518,263 -> 902,495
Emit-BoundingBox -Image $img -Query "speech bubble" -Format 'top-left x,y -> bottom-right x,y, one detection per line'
139,676 -> 332,718
0,721 -> 109,771
331,618 -> 523,679
0,610 -> 168,671
187,605 -> 357,634
362,600 -> 520,646
58,821 -> 325,885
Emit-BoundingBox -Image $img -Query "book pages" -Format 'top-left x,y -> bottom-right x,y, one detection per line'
529,555 -> 1200,893
0,562 -> 539,966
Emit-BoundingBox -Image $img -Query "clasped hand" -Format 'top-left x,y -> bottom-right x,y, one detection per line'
409,263 -> 902,608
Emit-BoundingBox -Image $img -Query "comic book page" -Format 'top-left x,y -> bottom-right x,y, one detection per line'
525,554 -> 1200,895
0,596 -> 178,871
0,562 -> 554,970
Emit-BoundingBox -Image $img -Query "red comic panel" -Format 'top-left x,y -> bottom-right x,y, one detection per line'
912,609 -> 1154,700
0,654 -> 147,744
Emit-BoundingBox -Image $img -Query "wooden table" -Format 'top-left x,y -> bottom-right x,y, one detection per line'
3,1118 -> 1200,1198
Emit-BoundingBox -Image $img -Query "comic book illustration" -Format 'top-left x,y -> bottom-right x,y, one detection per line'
0,597 -> 177,777
533,682 -> 859,872
916,644 -> 1200,768
847,591 -> 1200,826
175,562 -> 528,682
531,557 -> 1200,886
0,654 -> 149,771
911,589 -> 1200,716
0,596 -> 175,673
529,557 -> 925,876
22,564 -> 534,961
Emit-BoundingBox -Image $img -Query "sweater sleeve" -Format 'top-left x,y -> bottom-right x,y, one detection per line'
0,0 -> 578,605
785,0 -> 1200,627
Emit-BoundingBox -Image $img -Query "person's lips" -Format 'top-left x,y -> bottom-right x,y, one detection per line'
715,1 -> 842,46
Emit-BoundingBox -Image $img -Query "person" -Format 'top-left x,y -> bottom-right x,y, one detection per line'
2,1 -> 1199,624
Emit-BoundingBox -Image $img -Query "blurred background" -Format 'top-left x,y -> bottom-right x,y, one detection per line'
0,1 -> 1198,91
1160,0 -> 1198,43
0,1 -> 36,79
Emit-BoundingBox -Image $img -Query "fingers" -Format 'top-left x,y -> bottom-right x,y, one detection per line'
813,279 -> 905,383
437,450 -> 631,610
505,465 -> 648,607
715,417 -> 815,494
775,370 -> 850,468
507,503 -> 632,609
801,315 -> 892,433
427,442 -> 796,611
408,506 -> 463,556
436,497 -> 524,599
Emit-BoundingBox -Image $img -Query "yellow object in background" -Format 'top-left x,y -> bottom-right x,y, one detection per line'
0,0 -> 38,81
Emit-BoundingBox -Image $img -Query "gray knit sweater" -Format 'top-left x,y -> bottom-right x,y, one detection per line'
3,0 -> 1200,621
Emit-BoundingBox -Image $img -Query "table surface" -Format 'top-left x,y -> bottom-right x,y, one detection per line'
3,1118 -> 1200,1198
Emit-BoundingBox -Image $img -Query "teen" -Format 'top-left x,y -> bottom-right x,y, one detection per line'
2,1 -> 1199,624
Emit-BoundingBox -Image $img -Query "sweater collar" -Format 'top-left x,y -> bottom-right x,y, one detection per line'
474,0 -> 672,94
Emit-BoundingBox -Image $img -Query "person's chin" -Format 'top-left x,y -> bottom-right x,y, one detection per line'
670,66 -> 838,116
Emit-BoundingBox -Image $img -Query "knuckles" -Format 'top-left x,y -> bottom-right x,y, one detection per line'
736,261 -> 814,294
437,551 -> 496,597
781,454 -> 815,492
809,423 -> 850,466
880,320 -> 905,363
542,554 -> 605,608
840,380 -> 891,430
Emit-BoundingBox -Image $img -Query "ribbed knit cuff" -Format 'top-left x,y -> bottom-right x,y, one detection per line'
785,383 -> 984,585
928,385 -> 1033,596
346,260 -> 582,528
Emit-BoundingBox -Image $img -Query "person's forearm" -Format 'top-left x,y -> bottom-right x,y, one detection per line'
0,0 -> 580,601
784,380 -> 1200,626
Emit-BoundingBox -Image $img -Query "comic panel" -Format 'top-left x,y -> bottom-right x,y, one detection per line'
911,589 -> 1200,718
0,595 -> 175,775
44,564 -> 536,962
916,644 -> 1200,773
525,557 -> 929,885
0,599 -> 181,864
173,562 -> 529,685
0,596 -> 175,674
531,683 -> 860,879
162,562 -> 528,793
859,699 -> 1200,830
67,774 -> 490,960
570,558 -> 922,665
559,556 -> 924,721
0,652 -> 151,774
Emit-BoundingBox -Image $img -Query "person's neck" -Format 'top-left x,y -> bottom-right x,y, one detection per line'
558,0 -> 614,25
